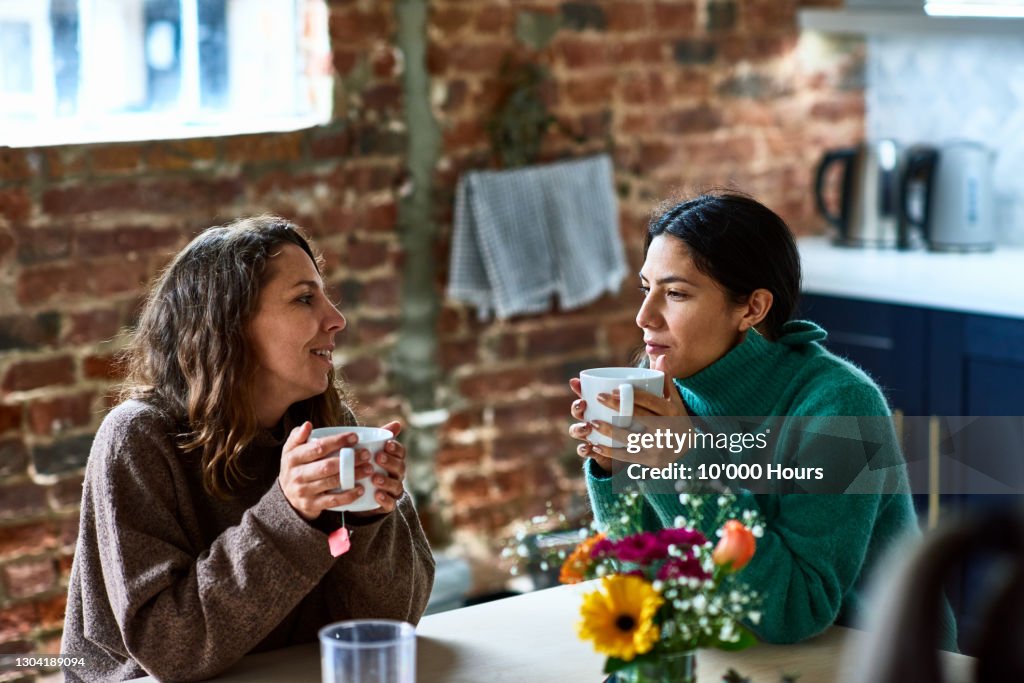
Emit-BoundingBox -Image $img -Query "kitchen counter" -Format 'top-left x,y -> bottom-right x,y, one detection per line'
798,236 -> 1024,319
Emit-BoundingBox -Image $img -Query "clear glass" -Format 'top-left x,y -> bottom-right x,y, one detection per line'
319,620 -> 416,683
614,649 -> 697,683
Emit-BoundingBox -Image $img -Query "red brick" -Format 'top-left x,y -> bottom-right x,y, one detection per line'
526,325 -> 598,356
475,5 -> 512,33
612,39 -> 665,64
445,44 -> 506,73
360,277 -> 400,309
494,396 -> 570,427
0,482 -> 49,520
371,46 -> 399,78
365,202 -> 398,232
332,48 -> 360,75
59,514 -> 80,550
809,94 -> 865,122
345,240 -> 389,270
341,356 -> 382,385
441,80 -> 469,112
82,354 -> 123,382
440,337 -> 478,371
0,148 -> 30,182
1,356 -> 75,392
0,404 -> 22,434
432,7 -> 472,33
354,316 -> 399,344
89,143 -> 145,175
558,38 -> 610,69
17,258 -> 152,306
35,593 -> 67,630
64,308 -> 123,345
27,393 -> 95,436
744,0 -> 797,30
76,226 -> 181,258
438,407 -> 482,435
0,438 -> 28,477
458,368 -> 536,400
565,75 -> 618,106
48,476 -> 84,511
144,138 -> 220,171
0,602 -> 37,639
0,187 -> 31,226
15,228 -> 71,264
492,430 -> 571,463
607,2 -> 650,31
310,124 -> 353,160
0,226 -> 13,261
223,132 -> 305,165
44,147 -> 89,180
2,558 -> 57,599
435,445 -> 485,467
606,318 -> 643,351
449,473 -> 491,503
42,178 -> 243,216
0,523 -> 58,560
662,104 -> 723,134
0,313 -> 63,356
443,119 -> 487,149
653,2 -> 698,33
329,10 -> 389,43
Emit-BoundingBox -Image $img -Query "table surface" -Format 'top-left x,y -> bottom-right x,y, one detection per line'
129,582 -> 973,682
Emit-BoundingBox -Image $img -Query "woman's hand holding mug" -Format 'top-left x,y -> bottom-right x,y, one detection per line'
281,422 -> 407,521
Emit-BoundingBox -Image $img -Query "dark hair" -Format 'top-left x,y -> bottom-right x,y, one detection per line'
119,216 -> 352,497
646,191 -> 801,340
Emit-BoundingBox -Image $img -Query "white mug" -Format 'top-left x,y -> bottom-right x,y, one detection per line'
579,367 -> 664,447
310,426 -> 395,512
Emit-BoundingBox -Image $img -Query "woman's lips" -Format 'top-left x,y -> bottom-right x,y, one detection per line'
645,343 -> 669,355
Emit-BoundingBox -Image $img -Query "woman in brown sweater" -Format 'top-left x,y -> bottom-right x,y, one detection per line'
61,217 -> 435,681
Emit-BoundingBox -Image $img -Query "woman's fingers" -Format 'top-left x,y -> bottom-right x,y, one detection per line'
569,378 -> 583,399
569,421 -> 592,441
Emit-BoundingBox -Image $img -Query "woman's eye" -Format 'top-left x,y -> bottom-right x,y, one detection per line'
667,290 -> 688,301
638,286 -> 650,296
297,294 -> 314,305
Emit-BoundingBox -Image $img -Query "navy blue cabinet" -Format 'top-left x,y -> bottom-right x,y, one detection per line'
800,292 -> 1024,654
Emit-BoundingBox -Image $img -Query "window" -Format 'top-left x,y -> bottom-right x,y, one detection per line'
0,0 -> 331,147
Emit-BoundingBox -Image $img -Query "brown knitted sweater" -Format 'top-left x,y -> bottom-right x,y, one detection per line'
61,399 -> 435,682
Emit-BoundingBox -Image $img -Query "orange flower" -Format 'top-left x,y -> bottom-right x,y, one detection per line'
560,533 -> 607,584
712,520 -> 756,573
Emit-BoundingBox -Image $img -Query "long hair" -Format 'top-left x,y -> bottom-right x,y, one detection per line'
118,216 -> 352,498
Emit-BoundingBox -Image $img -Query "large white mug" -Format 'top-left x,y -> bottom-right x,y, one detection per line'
310,426 -> 395,512
579,367 -> 664,448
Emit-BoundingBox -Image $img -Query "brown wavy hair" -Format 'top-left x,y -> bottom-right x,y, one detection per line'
119,216 -> 353,498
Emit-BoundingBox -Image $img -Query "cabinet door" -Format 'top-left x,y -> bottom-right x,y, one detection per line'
798,294 -> 928,415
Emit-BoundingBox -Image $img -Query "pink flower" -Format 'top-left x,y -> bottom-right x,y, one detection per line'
613,532 -> 667,565
590,538 -> 616,559
656,527 -> 707,549
656,556 -> 710,582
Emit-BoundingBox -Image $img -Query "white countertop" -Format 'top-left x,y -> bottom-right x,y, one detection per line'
798,236 -> 1024,320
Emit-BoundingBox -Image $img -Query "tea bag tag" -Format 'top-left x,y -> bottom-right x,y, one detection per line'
328,512 -> 351,557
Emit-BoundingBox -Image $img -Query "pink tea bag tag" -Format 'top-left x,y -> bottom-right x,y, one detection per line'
329,526 -> 351,557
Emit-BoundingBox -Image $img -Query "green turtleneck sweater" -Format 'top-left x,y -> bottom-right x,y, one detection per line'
585,320 -> 957,649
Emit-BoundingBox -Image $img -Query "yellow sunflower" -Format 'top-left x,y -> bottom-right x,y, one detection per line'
577,574 -> 663,661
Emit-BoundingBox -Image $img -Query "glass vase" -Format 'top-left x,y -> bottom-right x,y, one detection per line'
614,649 -> 696,683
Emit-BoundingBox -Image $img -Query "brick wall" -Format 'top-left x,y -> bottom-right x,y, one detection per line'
0,0 -> 860,669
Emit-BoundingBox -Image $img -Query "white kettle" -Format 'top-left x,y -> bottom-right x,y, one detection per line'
901,141 -> 996,252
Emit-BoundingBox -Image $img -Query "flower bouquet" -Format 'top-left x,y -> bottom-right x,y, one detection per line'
560,493 -> 763,683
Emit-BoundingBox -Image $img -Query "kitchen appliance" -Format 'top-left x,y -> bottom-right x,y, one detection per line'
814,139 -> 908,248
901,141 -> 996,252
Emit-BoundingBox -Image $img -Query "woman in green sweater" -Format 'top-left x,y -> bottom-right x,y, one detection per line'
569,192 -> 957,649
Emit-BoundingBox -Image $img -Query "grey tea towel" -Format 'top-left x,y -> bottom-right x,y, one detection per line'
447,154 -> 627,320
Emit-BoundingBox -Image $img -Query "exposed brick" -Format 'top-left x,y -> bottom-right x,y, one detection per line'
15,228 -> 72,265
0,405 -> 23,435
16,258 -> 153,307
345,239 -> 389,270
558,38 -> 609,69
27,393 -> 95,436
82,353 -> 124,381
361,277 -> 401,309
63,308 -> 123,345
89,143 -> 145,175
0,482 -> 49,520
0,187 -> 31,223
332,47 -> 360,75
48,475 -> 84,511
435,445 -> 485,467
494,396 -> 571,427
745,0 -> 797,30
673,39 -> 716,65
354,316 -> 399,344
0,602 -> 37,640
0,523 -> 58,560
561,3 -> 607,31
144,138 -> 220,171
0,638 -> 33,655
0,148 -> 30,183
223,132 -> 305,165
76,226 -> 181,258
444,44 -> 506,74
310,124 -> 353,160
565,75 -> 617,106
662,104 -> 723,134
708,0 -> 738,31
364,202 -> 398,232
0,227 -> 13,262
440,337 -> 478,371
41,178 -> 243,216
606,2 -> 648,31
439,407 -> 483,435
475,5 -> 512,33
35,593 -> 67,630
810,94 -> 865,121
449,473 -> 491,503
329,10 -> 389,43
653,2 -> 697,33
0,313 -> 61,351
612,39 -> 664,64
458,368 -> 537,400
1,357 -> 75,392
44,147 -> 89,180
526,325 -> 598,356
0,438 -> 28,477
341,356 -> 382,385
30,434 -> 93,477
59,515 -> 80,551
2,558 -> 58,600
432,7 -> 472,34
492,430 -> 571,463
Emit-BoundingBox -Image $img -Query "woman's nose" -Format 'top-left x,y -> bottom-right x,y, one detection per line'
325,302 -> 346,332
636,296 -> 659,330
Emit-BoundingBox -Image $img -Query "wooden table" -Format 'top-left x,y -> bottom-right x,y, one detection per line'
130,582 -> 973,682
